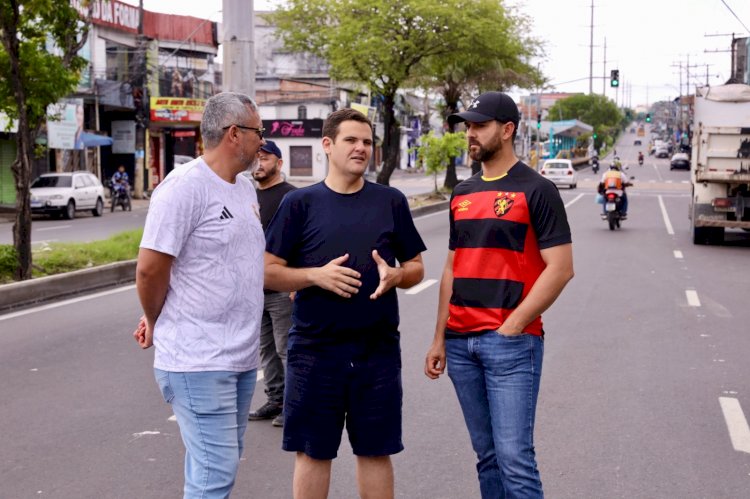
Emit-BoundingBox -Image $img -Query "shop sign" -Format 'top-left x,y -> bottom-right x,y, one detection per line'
150,97 -> 206,122
262,119 -> 324,138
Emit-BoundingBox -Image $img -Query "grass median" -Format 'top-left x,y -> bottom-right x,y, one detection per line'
0,229 -> 143,284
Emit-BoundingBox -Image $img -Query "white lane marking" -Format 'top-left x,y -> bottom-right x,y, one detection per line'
666,180 -> 673,184
35,225 -> 71,232
719,397 -> 750,454
685,289 -> 701,307
653,163 -> 664,181
0,284 -> 136,321
257,369 -> 264,381
648,179 -> 656,183
673,250 -> 684,259
167,415 -> 177,422
405,278 -> 438,295
657,195 -> 675,235
681,180 -> 690,184
564,193 -> 584,208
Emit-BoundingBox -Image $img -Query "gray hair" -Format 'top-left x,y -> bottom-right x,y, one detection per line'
201,92 -> 259,149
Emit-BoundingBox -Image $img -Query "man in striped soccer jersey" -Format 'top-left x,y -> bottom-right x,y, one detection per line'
424,91 -> 574,499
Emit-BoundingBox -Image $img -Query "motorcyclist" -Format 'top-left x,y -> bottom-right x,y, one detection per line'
638,151 -> 644,165
111,165 -> 131,202
599,162 -> 629,220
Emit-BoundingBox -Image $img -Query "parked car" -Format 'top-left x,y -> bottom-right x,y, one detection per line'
670,152 -> 690,170
540,159 -> 577,189
655,145 -> 670,158
634,139 -> 642,146
30,172 -> 105,219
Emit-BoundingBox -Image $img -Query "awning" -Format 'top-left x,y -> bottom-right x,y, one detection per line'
80,132 -> 113,148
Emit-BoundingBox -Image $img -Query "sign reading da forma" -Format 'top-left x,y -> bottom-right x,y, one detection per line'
263,119 -> 324,139
72,0 -> 139,34
150,97 -> 206,123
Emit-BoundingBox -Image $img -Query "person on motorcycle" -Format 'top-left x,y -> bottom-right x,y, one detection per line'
111,165 -> 130,201
638,151 -> 644,165
599,162 -> 629,220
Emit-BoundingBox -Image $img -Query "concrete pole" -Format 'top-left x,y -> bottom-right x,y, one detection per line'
222,0 -> 255,97
589,0 -> 594,94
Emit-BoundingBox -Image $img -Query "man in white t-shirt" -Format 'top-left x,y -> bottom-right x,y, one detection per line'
133,92 -> 266,498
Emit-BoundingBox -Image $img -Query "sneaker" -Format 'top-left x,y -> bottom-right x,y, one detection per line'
601,214 -> 607,220
272,413 -> 284,427
248,401 -> 282,421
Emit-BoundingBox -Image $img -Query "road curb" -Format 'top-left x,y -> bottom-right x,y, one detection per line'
0,201 -> 450,314
0,260 -> 136,313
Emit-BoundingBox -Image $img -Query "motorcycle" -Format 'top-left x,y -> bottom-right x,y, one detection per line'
600,180 -> 633,230
638,153 -> 644,166
591,156 -> 600,174
110,181 -> 132,212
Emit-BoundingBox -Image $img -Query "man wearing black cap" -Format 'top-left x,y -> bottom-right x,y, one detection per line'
248,140 -> 297,427
424,92 -> 574,498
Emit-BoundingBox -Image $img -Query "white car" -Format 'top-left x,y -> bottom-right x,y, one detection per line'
540,159 -> 577,189
30,172 -> 106,219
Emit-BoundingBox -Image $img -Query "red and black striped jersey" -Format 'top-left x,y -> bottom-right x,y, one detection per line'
447,162 -> 571,336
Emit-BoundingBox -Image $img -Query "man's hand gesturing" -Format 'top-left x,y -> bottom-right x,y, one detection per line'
312,254 -> 362,298
370,249 -> 403,300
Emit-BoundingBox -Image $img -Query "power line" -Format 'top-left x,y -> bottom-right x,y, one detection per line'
719,0 -> 750,34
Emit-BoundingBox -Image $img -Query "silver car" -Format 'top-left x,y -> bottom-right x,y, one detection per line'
30,172 -> 106,219
540,159 -> 578,189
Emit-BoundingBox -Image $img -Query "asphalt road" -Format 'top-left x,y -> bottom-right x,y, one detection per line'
1,136 -> 749,498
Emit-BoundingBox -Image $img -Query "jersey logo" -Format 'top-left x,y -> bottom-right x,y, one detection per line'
219,206 -> 234,220
494,192 -> 516,217
457,199 -> 471,212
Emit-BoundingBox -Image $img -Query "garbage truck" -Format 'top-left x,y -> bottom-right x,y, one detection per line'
689,83 -> 750,245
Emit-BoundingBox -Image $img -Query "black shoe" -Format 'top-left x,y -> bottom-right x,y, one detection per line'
621,214 -> 628,220
248,401 -> 282,421
272,413 -> 284,427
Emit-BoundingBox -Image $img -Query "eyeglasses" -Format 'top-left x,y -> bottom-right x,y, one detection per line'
223,124 -> 265,139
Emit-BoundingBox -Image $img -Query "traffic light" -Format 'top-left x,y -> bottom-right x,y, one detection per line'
593,132 -> 598,139
645,113 -> 651,123
536,112 -> 541,129
610,69 -> 620,88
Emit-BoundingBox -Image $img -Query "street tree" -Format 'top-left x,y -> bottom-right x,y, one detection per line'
416,0 -> 545,188
0,0 -> 90,280
547,94 -> 623,152
415,131 -> 466,194
271,0 -> 505,186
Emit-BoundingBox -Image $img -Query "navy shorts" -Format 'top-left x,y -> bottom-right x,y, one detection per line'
282,339 -> 403,460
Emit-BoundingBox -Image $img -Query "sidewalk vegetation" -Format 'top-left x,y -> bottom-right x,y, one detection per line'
0,229 -> 142,284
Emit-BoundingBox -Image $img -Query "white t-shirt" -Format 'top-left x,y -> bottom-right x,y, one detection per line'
140,158 -> 265,372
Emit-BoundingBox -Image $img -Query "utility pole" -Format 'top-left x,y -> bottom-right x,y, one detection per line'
223,0 -> 256,97
602,37 -> 607,95
588,0 -> 594,94
134,0 -> 146,198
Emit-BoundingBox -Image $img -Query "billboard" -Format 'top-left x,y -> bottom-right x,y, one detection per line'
47,99 -> 84,150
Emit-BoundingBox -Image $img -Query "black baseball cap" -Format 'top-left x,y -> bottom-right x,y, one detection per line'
259,140 -> 282,158
448,92 -> 520,126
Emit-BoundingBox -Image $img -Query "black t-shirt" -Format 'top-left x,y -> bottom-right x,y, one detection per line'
256,181 -> 297,231
265,181 -> 427,345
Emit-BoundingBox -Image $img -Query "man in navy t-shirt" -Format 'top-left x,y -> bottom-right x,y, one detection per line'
265,108 -> 426,499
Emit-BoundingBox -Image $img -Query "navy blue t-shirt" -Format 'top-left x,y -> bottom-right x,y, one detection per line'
265,181 -> 426,344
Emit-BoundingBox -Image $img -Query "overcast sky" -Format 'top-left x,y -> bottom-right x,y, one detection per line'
126,0 -> 750,108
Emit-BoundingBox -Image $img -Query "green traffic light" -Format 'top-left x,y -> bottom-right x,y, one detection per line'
537,122 -> 541,129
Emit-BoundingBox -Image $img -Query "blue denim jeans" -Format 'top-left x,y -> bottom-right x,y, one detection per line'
446,332 -> 544,499
154,369 -> 257,499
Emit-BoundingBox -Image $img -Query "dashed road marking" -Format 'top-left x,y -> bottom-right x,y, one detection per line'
657,195 -> 675,235
35,225 -> 71,232
673,250 -> 683,259
406,279 -> 438,295
719,397 -> 750,454
686,289 -> 701,307
564,193 -> 584,208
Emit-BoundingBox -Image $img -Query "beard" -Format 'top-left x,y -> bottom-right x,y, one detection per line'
239,151 -> 258,172
469,139 -> 502,162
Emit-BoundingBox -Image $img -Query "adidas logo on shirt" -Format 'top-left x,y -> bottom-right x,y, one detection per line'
219,206 -> 234,220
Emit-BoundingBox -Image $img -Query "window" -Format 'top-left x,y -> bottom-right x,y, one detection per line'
74,175 -> 86,188
289,146 -> 313,176
297,105 -> 307,120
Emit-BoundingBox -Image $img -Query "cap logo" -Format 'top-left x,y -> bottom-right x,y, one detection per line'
469,99 -> 480,109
